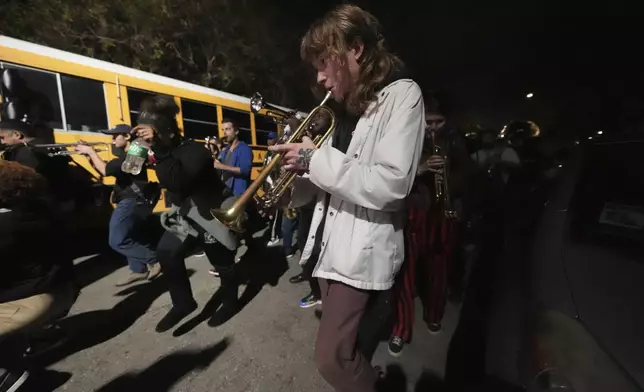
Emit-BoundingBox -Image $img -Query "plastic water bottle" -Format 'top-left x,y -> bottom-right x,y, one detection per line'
121,138 -> 150,175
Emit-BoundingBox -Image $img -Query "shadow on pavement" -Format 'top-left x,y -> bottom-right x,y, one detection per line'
414,370 -> 448,392
376,365 -> 446,392
95,338 -> 230,392
31,270 -> 195,368
172,237 -> 288,336
72,251 -> 125,289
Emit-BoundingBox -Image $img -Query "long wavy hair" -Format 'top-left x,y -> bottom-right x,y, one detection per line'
300,4 -> 403,115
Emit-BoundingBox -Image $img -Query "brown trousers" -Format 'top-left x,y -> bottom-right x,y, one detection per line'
0,283 -> 76,340
315,279 -> 377,392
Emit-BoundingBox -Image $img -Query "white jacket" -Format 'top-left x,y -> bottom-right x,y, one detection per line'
290,79 -> 425,290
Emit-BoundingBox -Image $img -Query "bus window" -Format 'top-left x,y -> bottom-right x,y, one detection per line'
60,74 -> 108,132
221,107 -> 252,145
254,114 -> 278,146
127,88 -> 161,125
181,99 -> 218,140
0,63 -> 63,130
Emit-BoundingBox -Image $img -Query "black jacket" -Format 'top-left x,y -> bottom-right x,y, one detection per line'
0,202 -> 75,303
152,139 -> 227,220
2,142 -> 74,203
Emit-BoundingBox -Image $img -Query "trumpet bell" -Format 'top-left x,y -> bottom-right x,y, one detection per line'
249,91 -> 293,124
211,208 -> 245,234
250,93 -> 264,114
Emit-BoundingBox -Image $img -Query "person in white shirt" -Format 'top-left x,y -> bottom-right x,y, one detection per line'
269,5 -> 424,391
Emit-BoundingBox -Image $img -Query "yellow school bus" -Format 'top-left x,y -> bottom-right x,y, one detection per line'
0,35 -> 294,212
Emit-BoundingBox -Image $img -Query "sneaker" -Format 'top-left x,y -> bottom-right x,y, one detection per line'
288,273 -> 305,284
387,336 -> 405,357
286,252 -> 296,259
23,324 -> 68,359
194,251 -> 206,257
147,263 -> 162,280
428,323 -> 442,335
208,269 -> 220,277
267,238 -> 280,247
299,293 -> 321,309
115,271 -> 148,287
0,368 -> 29,392
155,302 -> 198,333
374,365 -> 386,382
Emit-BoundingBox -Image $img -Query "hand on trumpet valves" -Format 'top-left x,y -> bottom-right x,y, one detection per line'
268,136 -> 316,173
418,155 -> 445,175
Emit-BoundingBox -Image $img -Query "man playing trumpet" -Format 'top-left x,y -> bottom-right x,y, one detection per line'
270,5 -> 425,391
0,120 -> 74,213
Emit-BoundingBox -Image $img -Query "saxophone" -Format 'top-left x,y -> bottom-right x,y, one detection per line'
430,131 -> 458,220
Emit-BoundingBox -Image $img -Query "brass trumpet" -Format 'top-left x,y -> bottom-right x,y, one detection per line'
48,146 -> 109,157
211,91 -> 336,232
430,131 -> 458,220
203,136 -> 223,157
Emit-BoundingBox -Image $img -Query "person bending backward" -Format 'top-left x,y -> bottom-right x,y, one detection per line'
269,5 -> 425,392
133,96 -> 240,333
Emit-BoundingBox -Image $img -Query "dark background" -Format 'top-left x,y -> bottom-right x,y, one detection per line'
2,0 -> 643,139
279,0 -> 644,139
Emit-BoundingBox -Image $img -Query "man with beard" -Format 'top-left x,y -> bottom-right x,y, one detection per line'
216,119 -> 253,198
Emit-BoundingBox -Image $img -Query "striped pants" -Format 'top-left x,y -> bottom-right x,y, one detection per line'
392,203 -> 457,342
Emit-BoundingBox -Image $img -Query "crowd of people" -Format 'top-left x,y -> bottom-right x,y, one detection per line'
0,4 -> 541,392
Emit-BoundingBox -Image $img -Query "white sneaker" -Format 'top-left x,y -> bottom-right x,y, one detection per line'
267,238 -> 280,247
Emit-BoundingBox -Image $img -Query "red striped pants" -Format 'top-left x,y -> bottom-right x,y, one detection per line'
392,203 -> 457,342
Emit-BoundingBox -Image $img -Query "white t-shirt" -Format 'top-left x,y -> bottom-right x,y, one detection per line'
471,146 -> 520,183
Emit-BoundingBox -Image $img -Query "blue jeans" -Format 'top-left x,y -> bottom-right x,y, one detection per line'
281,213 -> 298,255
109,198 -> 157,273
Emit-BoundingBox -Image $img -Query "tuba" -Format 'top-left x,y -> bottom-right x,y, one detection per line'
211,91 -> 336,232
430,131 -> 458,220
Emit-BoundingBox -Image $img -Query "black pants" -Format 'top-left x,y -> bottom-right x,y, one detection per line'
156,231 -> 236,309
297,207 -> 314,254
296,207 -> 320,298
302,255 -> 321,298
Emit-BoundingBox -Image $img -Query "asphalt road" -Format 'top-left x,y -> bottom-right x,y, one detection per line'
24,241 -> 462,392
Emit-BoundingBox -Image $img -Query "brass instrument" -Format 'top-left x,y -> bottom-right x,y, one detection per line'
34,142 -> 110,158
203,136 -> 222,157
34,142 -> 108,149
47,146 -> 109,157
211,91 -> 335,232
430,131 -> 458,220
0,142 -> 109,159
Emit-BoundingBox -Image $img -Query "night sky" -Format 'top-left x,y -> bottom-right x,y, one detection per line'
278,0 -> 644,138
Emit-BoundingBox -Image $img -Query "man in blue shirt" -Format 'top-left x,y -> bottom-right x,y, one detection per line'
216,119 -> 253,197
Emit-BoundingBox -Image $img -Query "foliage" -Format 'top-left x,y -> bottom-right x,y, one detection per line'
0,0 -> 309,105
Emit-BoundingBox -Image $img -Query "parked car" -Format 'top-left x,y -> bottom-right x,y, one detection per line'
524,137 -> 644,391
